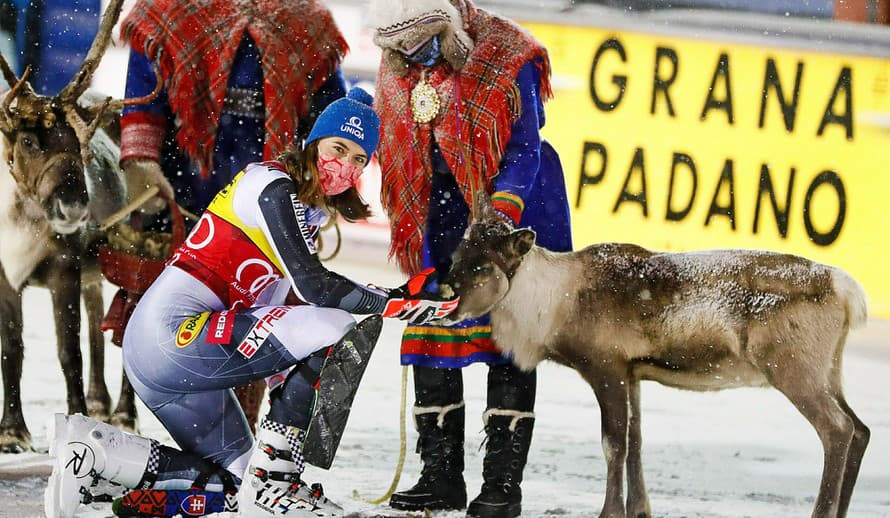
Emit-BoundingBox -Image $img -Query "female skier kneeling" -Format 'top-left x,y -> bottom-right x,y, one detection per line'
44,88 -> 458,518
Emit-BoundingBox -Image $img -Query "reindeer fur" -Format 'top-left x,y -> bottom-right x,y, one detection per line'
442,192 -> 870,518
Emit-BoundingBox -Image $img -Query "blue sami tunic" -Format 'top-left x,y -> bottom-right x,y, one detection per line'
401,60 -> 573,368
122,33 -> 346,218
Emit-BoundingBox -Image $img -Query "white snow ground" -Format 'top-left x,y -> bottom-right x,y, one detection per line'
0,244 -> 888,518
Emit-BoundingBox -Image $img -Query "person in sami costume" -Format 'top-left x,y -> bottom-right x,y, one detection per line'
369,1 -> 573,516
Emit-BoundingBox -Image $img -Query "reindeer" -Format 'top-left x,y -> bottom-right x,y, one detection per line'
440,191 -> 870,518
0,0 -> 139,453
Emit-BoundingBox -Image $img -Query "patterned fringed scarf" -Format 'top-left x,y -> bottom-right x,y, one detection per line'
375,5 -> 552,275
121,0 -> 348,177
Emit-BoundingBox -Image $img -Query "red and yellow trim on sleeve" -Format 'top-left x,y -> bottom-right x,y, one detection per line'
490,191 -> 525,226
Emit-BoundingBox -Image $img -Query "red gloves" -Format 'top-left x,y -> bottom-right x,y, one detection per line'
383,268 -> 460,325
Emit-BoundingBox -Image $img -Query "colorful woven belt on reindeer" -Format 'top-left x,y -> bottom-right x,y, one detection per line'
120,0 -> 347,176
375,7 -> 552,275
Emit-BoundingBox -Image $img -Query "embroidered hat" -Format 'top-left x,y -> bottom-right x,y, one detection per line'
368,0 -> 474,72
306,87 -> 381,158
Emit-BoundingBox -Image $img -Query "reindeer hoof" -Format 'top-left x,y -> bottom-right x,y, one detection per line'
627,503 -> 651,518
0,427 -> 32,453
110,412 -> 138,434
87,397 -> 112,422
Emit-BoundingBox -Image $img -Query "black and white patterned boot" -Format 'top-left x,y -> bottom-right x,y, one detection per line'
238,417 -> 342,517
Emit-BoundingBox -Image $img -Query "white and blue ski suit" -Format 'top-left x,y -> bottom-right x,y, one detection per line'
122,161 -> 389,486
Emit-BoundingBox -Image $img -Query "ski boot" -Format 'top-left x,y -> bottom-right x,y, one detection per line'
45,413 -> 154,518
238,417 -> 342,517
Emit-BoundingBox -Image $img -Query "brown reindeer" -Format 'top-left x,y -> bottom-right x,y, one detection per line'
0,0 -> 138,452
440,191 -> 870,518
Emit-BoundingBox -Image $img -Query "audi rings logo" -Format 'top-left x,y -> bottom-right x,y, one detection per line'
235,258 -> 280,295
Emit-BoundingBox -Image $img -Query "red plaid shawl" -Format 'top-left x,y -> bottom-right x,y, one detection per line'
121,0 -> 347,176
375,7 -> 551,274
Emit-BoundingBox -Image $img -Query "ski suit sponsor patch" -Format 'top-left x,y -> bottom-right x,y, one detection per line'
237,306 -> 292,358
176,312 -> 211,348
290,193 -> 317,255
206,310 -> 235,345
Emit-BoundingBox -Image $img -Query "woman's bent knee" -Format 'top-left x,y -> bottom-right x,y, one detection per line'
278,307 -> 356,359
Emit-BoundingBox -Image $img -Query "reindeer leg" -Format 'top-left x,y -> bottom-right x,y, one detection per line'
825,328 -> 870,518
82,277 -> 111,420
47,251 -> 88,416
0,282 -> 30,452
111,368 -> 138,433
587,370 -> 631,518
834,394 -> 869,517
770,378 -> 853,518
625,378 -> 650,518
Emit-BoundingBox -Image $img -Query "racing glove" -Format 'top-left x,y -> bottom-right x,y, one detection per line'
383,267 -> 460,325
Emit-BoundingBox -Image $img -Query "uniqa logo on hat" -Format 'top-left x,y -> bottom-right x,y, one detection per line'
341,116 -> 365,141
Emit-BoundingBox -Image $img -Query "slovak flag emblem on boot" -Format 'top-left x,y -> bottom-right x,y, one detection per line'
182,494 -> 207,515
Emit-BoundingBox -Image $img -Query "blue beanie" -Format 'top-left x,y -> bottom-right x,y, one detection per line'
306,87 -> 381,158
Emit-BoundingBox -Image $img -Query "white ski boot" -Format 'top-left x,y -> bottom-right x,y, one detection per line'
44,413 -> 153,518
238,417 -> 342,517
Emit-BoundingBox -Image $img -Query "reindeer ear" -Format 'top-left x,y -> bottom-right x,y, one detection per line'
510,229 -> 536,257
474,190 -> 498,223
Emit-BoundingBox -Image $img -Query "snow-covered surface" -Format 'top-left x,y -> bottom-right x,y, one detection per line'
1,247 -> 888,518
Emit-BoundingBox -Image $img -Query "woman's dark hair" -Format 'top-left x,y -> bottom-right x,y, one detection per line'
277,141 -> 373,222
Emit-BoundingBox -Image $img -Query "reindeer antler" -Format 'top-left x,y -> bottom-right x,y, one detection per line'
1,52 -> 20,132
65,96 -> 112,166
0,64 -> 33,133
0,52 -> 18,90
474,190 -> 499,223
57,0 -> 125,105
106,66 -> 164,114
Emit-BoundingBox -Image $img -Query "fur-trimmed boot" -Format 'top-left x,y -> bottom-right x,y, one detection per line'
389,402 -> 467,511
237,417 -> 342,517
466,410 -> 535,518
44,413 -> 156,518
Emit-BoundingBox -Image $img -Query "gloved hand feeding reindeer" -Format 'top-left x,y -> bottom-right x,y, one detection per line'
384,267 -> 460,325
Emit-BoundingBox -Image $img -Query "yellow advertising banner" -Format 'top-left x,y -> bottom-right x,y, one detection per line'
523,21 -> 890,317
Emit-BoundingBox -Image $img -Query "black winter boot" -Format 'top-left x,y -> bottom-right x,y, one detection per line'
389,402 -> 467,511
467,411 -> 535,518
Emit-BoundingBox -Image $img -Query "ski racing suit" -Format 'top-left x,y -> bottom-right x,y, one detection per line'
122,161 -> 389,487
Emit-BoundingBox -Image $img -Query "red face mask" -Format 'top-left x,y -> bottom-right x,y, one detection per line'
317,152 -> 364,195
